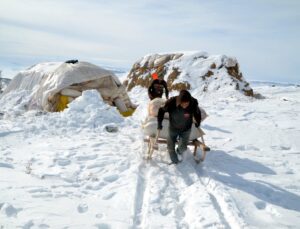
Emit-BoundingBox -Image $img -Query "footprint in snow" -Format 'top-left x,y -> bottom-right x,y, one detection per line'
94,223 -> 111,229
235,145 -> 260,151
160,207 -> 172,216
103,174 -> 119,183
91,143 -> 103,148
96,213 -> 104,218
0,202 -> 22,217
280,145 -> 291,150
21,221 -> 48,229
117,161 -> 130,172
285,169 -> 294,174
87,162 -> 107,169
31,193 -> 53,198
21,220 -> 34,229
0,162 -> 14,169
254,201 -> 281,217
38,224 -> 50,229
271,145 -> 291,151
102,192 -> 116,200
254,201 -> 266,210
77,203 -> 88,213
76,154 -> 98,161
54,193 -> 68,198
56,158 -> 71,166
85,182 -> 106,191
27,187 -> 50,194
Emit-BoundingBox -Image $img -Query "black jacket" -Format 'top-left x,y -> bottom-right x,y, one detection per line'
148,79 -> 169,100
157,96 -> 201,132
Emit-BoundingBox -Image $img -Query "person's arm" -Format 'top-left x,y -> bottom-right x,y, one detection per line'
193,100 -> 202,128
157,107 -> 165,130
157,98 -> 172,129
162,80 -> 169,99
148,84 -> 153,99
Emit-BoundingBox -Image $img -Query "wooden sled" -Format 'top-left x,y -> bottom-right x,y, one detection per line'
143,130 -> 208,163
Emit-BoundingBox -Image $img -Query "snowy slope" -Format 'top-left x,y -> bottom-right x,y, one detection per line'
0,82 -> 300,228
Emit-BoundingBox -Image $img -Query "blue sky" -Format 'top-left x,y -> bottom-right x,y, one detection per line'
0,0 -> 299,83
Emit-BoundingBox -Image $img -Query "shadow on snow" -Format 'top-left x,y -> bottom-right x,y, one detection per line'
203,150 -> 300,212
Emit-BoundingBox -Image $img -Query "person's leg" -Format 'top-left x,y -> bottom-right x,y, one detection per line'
167,127 -> 179,163
177,128 -> 191,155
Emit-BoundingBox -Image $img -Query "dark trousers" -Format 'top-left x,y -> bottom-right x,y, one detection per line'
167,127 -> 191,163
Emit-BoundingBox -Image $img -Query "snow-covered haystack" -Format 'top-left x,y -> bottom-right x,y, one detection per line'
125,51 -> 254,97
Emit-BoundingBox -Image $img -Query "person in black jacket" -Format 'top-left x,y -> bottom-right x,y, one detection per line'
157,90 -> 201,164
148,73 -> 169,100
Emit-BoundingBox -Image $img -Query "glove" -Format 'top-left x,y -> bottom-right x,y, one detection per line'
195,122 -> 200,128
157,123 -> 163,130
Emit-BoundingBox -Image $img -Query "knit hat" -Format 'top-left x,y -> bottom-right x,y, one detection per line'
151,73 -> 158,80
178,90 -> 191,103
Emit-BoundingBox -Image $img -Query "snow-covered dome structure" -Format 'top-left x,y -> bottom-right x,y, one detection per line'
1,61 -> 136,114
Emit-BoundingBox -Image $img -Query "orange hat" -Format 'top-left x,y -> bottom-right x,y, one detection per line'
151,73 -> 158,80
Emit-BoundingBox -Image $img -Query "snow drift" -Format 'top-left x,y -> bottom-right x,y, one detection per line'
0,90 -> 124,135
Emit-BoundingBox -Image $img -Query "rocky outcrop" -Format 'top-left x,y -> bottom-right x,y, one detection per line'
125,52 -> 254,97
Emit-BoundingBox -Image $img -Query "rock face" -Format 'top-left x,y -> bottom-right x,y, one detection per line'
125,52 -> 254,97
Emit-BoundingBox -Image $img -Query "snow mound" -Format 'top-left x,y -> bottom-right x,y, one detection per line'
60,89 -> 123,129
0,89 -> 33,115
125,51 -> 253,97
1,90 -> 124,134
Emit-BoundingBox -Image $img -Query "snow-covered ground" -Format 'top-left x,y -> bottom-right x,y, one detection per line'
0,83 -> 300,228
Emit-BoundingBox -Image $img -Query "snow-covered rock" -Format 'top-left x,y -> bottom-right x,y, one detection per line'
125,51 -> 254,97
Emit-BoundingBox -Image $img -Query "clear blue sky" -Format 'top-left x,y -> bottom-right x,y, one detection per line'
0,0 -> 299,83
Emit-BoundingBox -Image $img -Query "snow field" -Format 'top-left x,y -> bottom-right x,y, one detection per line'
0,84 -> 300,228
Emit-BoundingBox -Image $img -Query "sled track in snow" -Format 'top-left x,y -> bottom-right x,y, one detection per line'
132,144 -> 246,228
132,162 -> 151,228
132,160 -> 187,228
191,161 -> 247,229
207,192 -> 232,229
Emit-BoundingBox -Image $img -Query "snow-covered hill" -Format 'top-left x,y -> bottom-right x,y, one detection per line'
0,79 -> 299,228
